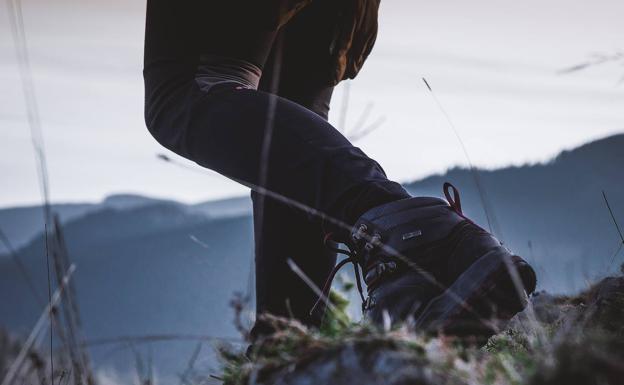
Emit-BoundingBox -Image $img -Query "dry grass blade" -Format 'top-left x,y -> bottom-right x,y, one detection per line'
338,81 -> 351,133
603,191 -> 624,243
421,77 -> 498,237
286,258 -> 339,316
350,101 -> 373,135
1,265 -> 76,385
603,191 -> 624,270
558,51 -> 624,74
6,0 -> 57,380
189,234 -> 210,249
178,342 -> 202,385
608,243 -> 624,269
348,116 -> 386,142
255,33 -> 284,246
50,215 -> 95,385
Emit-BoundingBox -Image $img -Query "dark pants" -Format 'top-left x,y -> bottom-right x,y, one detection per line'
143,0 -> 410,328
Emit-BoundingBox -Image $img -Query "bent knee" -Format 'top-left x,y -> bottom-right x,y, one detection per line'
144,108 -> 188,156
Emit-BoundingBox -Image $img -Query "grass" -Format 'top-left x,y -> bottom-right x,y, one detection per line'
216,266 -> 624,385
3,269 -> 622,385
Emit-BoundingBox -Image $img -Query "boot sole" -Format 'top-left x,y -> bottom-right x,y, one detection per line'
414,247 -> 536,338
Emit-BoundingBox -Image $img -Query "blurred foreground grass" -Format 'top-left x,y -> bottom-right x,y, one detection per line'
218,266 -> 624,385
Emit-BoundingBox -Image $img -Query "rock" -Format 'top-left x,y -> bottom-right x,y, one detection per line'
219,275 -> 624,385
253,340 -> 452,385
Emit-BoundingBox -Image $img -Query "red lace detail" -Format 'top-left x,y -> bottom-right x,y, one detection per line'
443,182 -> 463,215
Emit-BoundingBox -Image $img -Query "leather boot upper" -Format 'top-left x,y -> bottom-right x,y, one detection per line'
348,196 -> 467,289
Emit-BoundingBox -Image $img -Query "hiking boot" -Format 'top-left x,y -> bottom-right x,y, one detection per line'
347,183 -> 537,336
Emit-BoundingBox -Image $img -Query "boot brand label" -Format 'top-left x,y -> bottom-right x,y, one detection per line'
402,230 -> 423,240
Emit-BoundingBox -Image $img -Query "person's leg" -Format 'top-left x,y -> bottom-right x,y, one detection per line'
144,9 -> 408,236
180,86 -> 406,226
251,191 -> 337,328
145,0 -> 409,333
144,1 -> 536,338
251,0 -> 343,328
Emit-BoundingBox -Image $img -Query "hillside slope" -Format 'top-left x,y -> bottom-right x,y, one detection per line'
404,133 -> 624,292
0,203 -> 254,378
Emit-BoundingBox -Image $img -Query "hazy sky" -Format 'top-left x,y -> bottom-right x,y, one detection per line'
1,0 -> 623,208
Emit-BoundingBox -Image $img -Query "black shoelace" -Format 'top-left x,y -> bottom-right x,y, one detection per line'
309,233 -> 366,316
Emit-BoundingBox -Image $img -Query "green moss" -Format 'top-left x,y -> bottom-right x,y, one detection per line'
218,346 -> 250,385
485,329 -> 530,355
319,290 -> 353,338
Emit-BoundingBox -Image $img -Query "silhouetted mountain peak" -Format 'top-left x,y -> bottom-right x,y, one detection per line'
56,201 -> 209,246
102,193 -> 173,210
551,133 -> 624,166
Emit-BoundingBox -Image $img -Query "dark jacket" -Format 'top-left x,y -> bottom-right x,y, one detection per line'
264,0 -> 381,85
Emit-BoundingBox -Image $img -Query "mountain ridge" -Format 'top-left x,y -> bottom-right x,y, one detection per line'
3,133 -> 621,255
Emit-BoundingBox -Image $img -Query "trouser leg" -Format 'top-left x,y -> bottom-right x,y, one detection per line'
175,86 -> 408,232
144,0 -> 408,234
144,0 -> 410,332
251,21 -> 338,328
251,191 -> 337,327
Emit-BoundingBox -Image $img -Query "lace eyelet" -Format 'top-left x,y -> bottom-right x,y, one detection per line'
352,223 -> 368,241
364,233 -> 382,251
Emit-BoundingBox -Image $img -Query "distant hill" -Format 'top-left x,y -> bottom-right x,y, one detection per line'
0,203 -> 254,378
0,202 -> 94,253
0,194 -> 173,253
403,133 -> 624,293
1,133 -> 622,381
192,195 -> 252,218
0,194 -> 252,254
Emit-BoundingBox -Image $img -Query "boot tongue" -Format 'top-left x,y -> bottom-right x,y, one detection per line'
357,196 -> 449,224
352,196 -> 450,241
349,195 -> 464,273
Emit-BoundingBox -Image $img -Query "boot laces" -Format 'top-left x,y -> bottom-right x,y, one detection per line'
309,233 -> 366,316
310,182 -> 465,316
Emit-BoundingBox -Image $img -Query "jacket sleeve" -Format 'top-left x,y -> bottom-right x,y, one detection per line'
328,0 -> 380,85
259,0 -> 314,30
259,0 -> 381,86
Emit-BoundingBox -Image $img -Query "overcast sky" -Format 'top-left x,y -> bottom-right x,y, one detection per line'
1,0 -> 623,208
